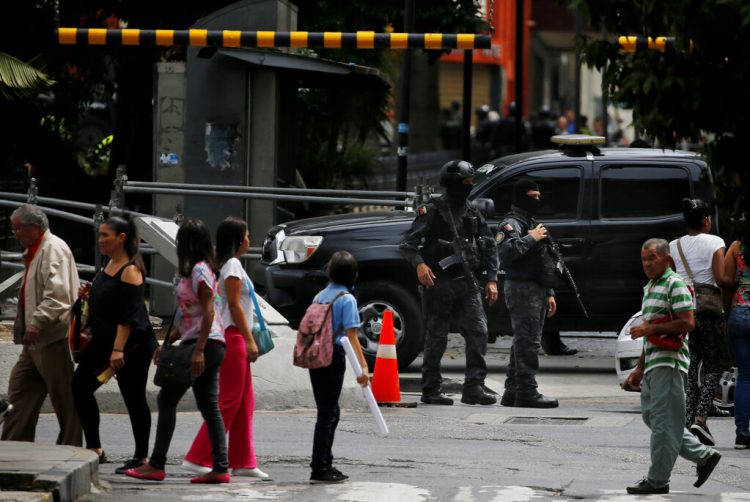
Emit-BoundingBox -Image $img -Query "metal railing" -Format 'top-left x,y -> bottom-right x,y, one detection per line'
115,164 -> 423,208
1,166 -> 431,293
0,257 -> 173,289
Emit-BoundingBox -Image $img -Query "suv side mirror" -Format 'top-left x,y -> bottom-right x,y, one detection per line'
471,198 -> 494,218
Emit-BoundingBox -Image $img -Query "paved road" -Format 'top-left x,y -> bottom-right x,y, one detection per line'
29,363 -> 750,501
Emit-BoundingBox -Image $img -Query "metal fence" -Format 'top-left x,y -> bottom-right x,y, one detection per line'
1,167 -> 430,295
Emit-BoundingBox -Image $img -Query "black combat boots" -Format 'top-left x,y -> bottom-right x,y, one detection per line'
460,386 -> 497,405
420,392 -> 454,405
514,392 -> 559,408
500,390 -> 516,407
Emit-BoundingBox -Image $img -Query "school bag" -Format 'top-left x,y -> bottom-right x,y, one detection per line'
294,291 -> 347,369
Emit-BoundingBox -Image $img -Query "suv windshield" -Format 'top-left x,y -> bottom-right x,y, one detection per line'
472,161 -> 509,193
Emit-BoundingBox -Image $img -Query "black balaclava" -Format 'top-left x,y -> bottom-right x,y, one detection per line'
512,178 -> 540,215
445,180 -> 472,206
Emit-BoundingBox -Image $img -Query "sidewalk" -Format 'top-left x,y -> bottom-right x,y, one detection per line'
401,333 -> 617,392
0,441 -> 99,502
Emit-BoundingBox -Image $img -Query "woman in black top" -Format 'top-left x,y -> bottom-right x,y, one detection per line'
72,217 -> 157,473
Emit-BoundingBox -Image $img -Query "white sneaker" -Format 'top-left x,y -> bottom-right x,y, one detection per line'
181,460 -> 212,474
0,401 -> 12,425
232,467 -> 270,479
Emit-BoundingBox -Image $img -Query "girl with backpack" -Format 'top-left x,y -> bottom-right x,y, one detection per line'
308,250 -> 369,484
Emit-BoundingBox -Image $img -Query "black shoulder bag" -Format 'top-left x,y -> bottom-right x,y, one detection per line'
153,310 -> 195,387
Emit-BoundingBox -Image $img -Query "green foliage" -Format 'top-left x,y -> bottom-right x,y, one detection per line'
569,0 -> 750,240
292,0 -> 483,189
0,52 -> 55,100
1,0 -> 484,200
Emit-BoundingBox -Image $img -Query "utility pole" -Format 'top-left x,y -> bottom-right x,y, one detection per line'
573,8 -> 582,134
396,0 -> 415,192
461,49 -> 473,162
514,0 -> 524,153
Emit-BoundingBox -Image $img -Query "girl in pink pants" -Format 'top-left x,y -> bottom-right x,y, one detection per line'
182,217 -> 268,479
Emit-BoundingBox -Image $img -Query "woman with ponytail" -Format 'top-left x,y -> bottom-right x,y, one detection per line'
669,198 -> 730,446
181,217 -> 268,479
72,216 -> 158,472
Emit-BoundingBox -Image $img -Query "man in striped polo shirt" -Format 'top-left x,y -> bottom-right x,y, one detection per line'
623,238 -> 721,495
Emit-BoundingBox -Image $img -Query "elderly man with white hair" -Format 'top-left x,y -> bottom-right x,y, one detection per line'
1,204 -> 81,446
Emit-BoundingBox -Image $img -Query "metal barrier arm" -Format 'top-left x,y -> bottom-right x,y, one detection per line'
125,181 -> 415,199
57,28 -> 491,50
122,186 -> 412,207
618,36 -> 693,53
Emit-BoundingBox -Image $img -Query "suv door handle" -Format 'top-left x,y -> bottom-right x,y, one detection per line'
555,238 -> 586,249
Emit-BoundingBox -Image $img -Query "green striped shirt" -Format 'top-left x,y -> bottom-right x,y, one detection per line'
642,268 -> 694,374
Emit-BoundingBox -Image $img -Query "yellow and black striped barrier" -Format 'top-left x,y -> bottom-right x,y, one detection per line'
57,28 -> 491,50
618,36 -> 693,53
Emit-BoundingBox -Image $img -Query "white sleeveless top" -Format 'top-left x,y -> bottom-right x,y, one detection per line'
669,234 -> 725,286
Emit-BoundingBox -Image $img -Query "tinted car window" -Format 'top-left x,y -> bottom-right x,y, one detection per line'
600,166 -> 690,219
483,167 -> 583,220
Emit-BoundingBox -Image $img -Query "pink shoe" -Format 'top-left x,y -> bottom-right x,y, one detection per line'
124,468 -> 166,481
191,472 -> 231,484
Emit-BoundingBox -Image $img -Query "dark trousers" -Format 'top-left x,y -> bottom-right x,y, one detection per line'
72,342 -> 155,458
150,340 -> 227,473
685,312 -> 731,425
309,345 -> 346,473
422,276 -> 488,394
504,279 -> 547,394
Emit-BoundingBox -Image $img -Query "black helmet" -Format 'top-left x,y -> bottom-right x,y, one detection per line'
439,160 -> 474,186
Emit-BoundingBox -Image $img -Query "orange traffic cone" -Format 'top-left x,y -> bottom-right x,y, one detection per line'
371,310 -> 401,405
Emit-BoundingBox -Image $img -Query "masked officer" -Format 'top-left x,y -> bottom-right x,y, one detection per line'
400,160 -> 499,405
497,178 -> 559,408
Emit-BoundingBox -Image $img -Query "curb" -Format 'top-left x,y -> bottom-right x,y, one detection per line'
0,442 -> 99,502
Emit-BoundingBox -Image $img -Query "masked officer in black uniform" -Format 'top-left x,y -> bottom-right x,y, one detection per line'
497,178 -> 559,408
400,160 -> 499,405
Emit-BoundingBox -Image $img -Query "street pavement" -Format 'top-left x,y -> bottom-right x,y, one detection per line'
17,334 -> 750,501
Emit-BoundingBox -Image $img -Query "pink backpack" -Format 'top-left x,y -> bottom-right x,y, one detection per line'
294,292 -> 347,369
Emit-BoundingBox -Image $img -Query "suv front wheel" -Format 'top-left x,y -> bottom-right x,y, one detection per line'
356,280 -> 424,371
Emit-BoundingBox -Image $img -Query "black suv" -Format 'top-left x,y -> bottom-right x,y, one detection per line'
253,143 -> 715,368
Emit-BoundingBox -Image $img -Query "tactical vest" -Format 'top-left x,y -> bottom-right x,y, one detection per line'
423,198 -> 482,277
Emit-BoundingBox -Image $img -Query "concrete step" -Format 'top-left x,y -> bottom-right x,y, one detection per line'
0,442 -> 98,502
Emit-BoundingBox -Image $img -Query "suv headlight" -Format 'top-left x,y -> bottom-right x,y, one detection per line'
280,235 -> 323,263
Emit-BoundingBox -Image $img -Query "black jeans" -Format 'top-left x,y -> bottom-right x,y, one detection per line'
72,341 -> 155,458
309,345 -> 346,473
149,340 -> 227,472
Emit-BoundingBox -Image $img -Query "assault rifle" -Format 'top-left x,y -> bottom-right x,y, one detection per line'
437,205 -> 481,293
545,233 -> 589,318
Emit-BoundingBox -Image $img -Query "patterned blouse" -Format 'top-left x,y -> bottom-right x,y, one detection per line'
734,244 -> 750,307
176,261 -> 225,343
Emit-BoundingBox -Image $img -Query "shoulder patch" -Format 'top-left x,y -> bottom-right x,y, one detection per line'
503,223 -> 514,232
417,205 -> 429,217
495,232 -> 505,243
